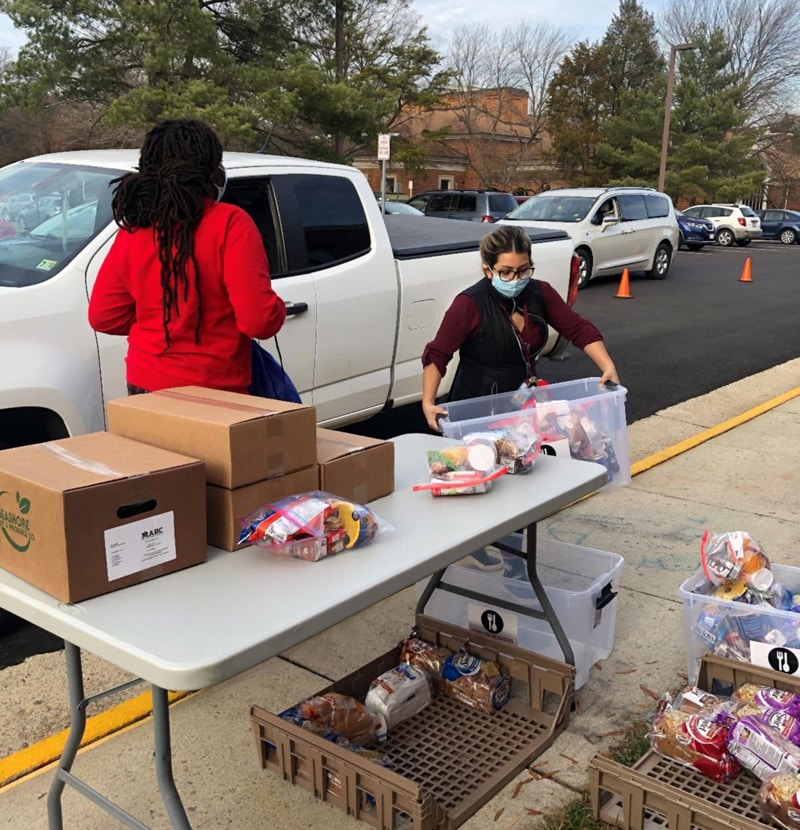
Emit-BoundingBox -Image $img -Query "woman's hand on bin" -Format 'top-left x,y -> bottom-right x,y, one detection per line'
423,400 -> 448,432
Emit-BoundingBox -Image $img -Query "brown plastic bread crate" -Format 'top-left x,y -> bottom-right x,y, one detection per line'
251,614 -> 575,830
589,654 -> 800,830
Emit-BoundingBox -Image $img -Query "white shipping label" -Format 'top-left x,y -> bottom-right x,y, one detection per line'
104,511 -> 177,582
468,603 -> 519,646
750,641 -> 800,677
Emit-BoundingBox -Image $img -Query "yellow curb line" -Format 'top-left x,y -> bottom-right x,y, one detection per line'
630,386 -> 800,476
2,387 -> 799,789
0,689 -> 193,788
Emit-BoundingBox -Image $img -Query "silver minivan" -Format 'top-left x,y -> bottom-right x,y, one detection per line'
500,186 -> 680,288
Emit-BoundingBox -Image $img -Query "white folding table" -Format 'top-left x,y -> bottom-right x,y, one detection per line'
0,433 -> 606,829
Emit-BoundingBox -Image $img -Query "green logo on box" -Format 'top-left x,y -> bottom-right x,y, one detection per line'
0,490 -> 34,552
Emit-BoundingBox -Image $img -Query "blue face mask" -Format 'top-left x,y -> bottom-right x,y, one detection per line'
492,275 -> 530,298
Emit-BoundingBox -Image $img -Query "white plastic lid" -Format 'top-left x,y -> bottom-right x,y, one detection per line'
467,444 -> 497,473
750,568 -> 774,592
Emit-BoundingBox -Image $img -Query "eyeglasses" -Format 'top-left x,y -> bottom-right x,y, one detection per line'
491,265 -> 534,282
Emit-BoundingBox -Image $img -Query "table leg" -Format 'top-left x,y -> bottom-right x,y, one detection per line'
47,642 -> 85,830
152,685 -> 192,829
45,643 -> 192,829
522,524 -> 575,666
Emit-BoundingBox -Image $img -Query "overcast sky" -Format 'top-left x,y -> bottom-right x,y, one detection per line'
2,1 -> 669,56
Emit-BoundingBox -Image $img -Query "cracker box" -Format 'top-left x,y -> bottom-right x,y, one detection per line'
107,387 -> 317,489
206,465 -> 320,551
0,432 -> 206,602
315,429 -> 394,504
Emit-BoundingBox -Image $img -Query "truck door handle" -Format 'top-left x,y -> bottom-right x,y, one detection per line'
285,302 -> 308,316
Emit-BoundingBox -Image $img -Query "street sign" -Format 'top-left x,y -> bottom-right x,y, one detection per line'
377,134 -> 391,161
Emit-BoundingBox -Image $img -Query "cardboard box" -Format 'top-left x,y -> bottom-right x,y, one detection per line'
315,429 -> 394,504
0,432 -> 207,603
207,465 -> 319,551
107,387 -> 317,489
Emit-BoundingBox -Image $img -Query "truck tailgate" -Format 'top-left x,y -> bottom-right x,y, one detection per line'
384,215 -> 570,258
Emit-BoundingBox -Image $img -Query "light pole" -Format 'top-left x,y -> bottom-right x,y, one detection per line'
658,42 -> 697,193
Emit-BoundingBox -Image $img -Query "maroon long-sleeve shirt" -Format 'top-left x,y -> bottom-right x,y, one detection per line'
422,279 -> 602,376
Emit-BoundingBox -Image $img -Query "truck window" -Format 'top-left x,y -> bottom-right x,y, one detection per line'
0,162 -> 116,287
289,175 -> 371,267
222,181 -> 285,277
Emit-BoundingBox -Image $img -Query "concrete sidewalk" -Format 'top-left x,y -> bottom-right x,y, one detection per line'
2,359 -> 800,830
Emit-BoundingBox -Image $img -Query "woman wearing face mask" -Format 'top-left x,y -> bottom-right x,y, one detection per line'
421,224 -> 619,430
88,119 -> 286,395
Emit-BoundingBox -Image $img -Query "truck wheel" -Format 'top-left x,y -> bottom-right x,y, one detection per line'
576,248 -> 592,289
645,243 -> 672,280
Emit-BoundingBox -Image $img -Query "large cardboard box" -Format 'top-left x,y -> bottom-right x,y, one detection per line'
107,387 -> 317,489
207,465 -> 320,551
0,432 -> 207,603
315,429 -> 394,504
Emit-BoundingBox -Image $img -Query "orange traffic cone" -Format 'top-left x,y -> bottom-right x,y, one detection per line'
739,257 -> 753,282
615,268 -> 632,298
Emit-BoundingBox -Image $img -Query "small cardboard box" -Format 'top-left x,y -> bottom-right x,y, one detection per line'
107,387 -> 317,489
0,432 -> 207,603
207,465 -> 319,551
315,429 -> 394,504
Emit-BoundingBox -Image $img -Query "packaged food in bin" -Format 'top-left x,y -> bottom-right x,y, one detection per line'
365,664 -> 431,738
238,491 -> 391,560
701,530 -> 774,592
290,692 -> 383,746
759,772 -> 800,829
399,636 -> 511,714
726,715 -> 800,781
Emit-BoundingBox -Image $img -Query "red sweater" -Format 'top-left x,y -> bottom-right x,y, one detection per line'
88,201 -> 286,393
422,279 -> 602,376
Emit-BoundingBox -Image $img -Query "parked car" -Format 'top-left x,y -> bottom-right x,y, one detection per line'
16,194 -> 62,230
406,190 -> 518,223
500,185 -> 679,288
0,192 -> 35,222
0,150 -> 578,448
675,210 -> 716,251
681,204 -> 762,247
755,209 -> 800,245
379,201 -> 425,217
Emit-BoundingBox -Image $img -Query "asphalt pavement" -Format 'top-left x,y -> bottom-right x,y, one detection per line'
2,354 -> 800,829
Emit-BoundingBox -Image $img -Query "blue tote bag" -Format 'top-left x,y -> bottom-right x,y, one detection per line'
249,340 -> 301,403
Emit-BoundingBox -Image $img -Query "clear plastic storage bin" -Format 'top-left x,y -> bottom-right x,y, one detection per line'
419,536 -> 625,689
680,564 -> 800,684
440,378 -> 630,487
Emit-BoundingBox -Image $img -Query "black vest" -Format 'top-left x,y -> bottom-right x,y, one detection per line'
449,278 -> 548,402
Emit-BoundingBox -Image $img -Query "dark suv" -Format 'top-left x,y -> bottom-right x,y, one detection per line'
406,190 -> 518,223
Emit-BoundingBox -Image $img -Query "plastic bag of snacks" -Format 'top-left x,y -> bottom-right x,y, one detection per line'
413,444 -> 506,496
238,491 -> 391,560
462,427 -> 540,475
701,530 -> 773,592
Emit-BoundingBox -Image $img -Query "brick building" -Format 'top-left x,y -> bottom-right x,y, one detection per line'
354,87 -> 563,200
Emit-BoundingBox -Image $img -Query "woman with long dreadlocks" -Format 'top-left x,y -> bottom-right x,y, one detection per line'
88,119 -> 286,394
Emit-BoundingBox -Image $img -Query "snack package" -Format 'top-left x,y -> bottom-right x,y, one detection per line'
462,427 -> 540,475
648,705 -> 740,782
238,491 -> 390,560
727,715 -> 800,781
701,530 -> 773,591
364,664 -> 431,737
415,443 -> 506,495
292,692 -> 383,746
759,773 -> 800,829
673,685 -> 725,714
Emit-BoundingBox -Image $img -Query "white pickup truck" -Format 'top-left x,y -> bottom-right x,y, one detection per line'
0,151 -> 577,448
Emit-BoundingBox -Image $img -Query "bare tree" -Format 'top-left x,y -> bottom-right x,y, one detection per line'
442,22 -> 573,190
658,0 -> 800,123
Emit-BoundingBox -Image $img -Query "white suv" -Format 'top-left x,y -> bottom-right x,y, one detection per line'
681,204 -> 762,247
500,186 -> 679,288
